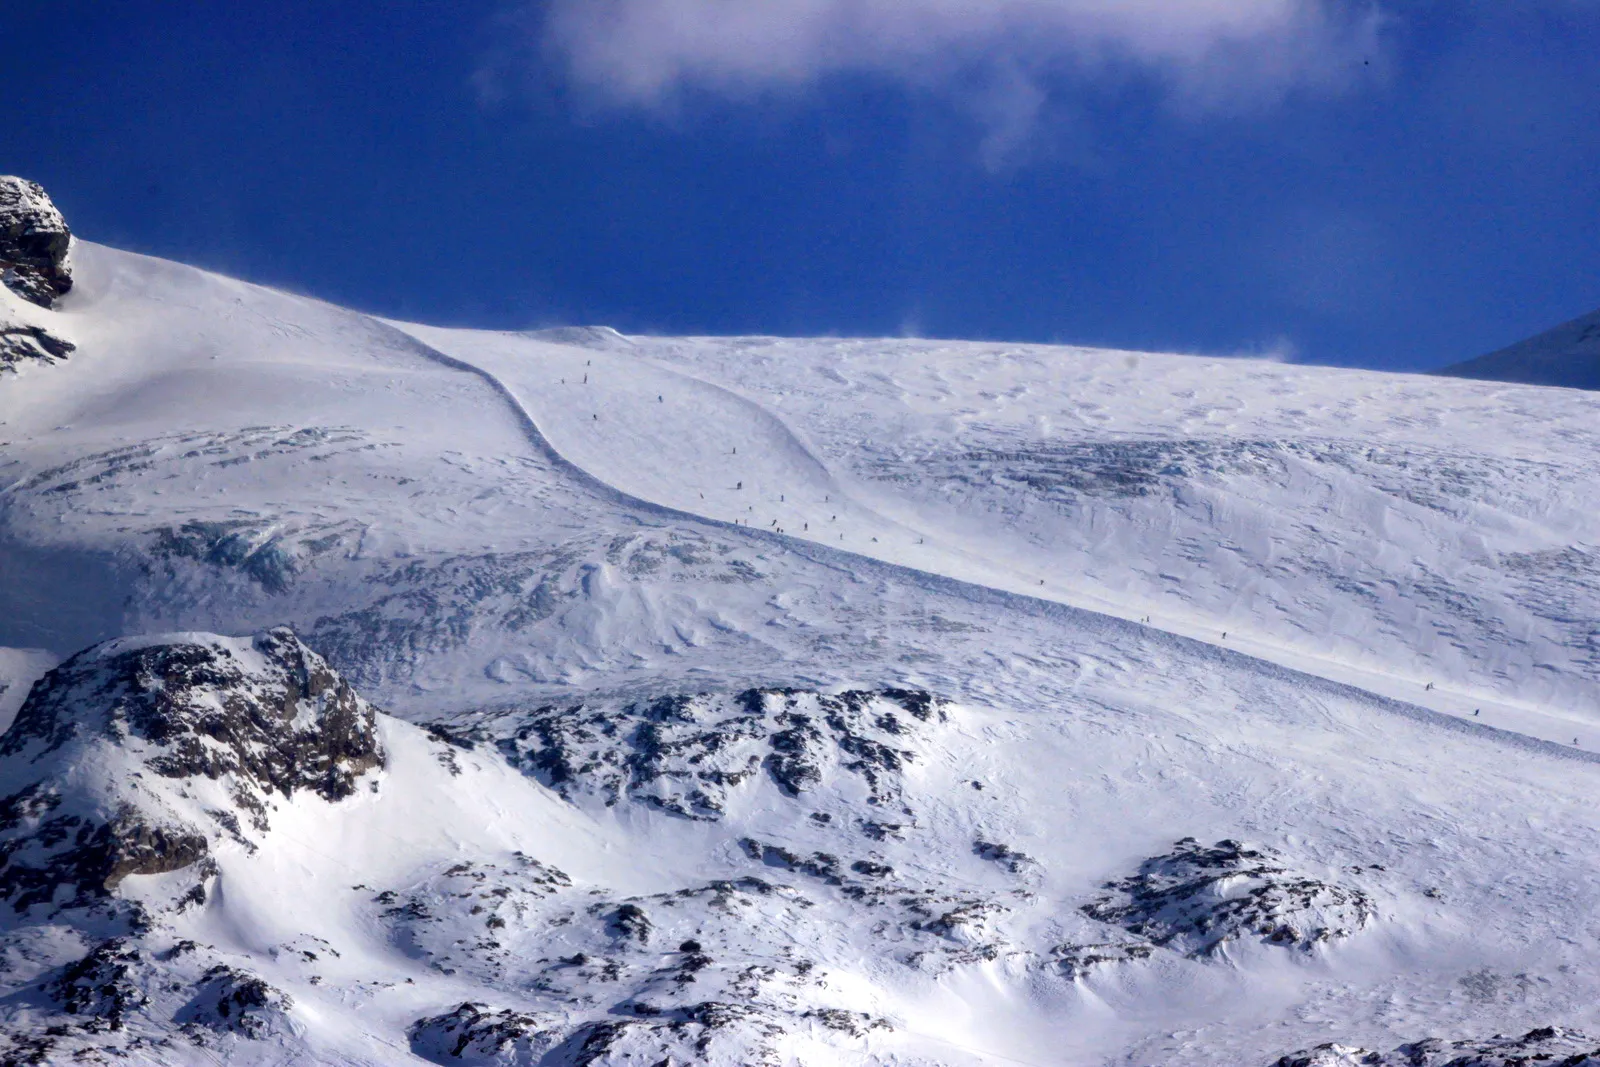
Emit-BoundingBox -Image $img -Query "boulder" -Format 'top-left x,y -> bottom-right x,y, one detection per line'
0,176 -> 72,309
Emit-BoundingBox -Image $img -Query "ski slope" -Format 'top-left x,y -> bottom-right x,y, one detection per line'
396,323 -> 1600,747
3,240 -> 1600,1064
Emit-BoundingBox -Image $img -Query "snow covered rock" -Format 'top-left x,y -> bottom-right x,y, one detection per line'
49,937 -> 150,1030
0,627 -> 384,910
0,177 -> 72,309
176,965 -> 294,1039
1080,838 -> 1376,958
0,320 -> 73,371
1270,1027 -> 1600,1066
409,1002 -> 563,1065
484,687 -> 948,820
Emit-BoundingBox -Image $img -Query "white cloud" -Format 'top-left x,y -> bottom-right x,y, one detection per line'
541,0 -> 1384,108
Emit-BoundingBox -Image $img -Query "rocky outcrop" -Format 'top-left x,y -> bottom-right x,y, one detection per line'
483,687 -> 948,821
0,321 -> 74,370
0,177 -> 72,309
0,627 -> 385,910
176,965 -> 294,1039
409,1002 -> 563,1065
1271,1026 -> 1600,1066
1079,838 -> 1375,959
50,939 -> 150,1031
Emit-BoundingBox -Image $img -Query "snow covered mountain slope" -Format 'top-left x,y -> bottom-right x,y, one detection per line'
397,324 -> 1600,739
3,235 -> 1600,1063
1442,305 -> 1600,391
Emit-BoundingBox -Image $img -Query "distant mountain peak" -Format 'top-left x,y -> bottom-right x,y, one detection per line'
1439,305 -> 1600,390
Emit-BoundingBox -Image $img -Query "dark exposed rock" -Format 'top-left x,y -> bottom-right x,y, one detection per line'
49,939 -> 149,1031
410,1002 -> 563,1065
0,323 -> 74,371
740,838 -> 844,885
2,626 -> 384,801
974,839 -> 1037,874
487,687 -> 948,822
0,177 -> 72,309
1081,838 -> 1374,958
1270,1026 -> 1600,1066
1049,941 -> 1155,980
568,1001 -> 787,1067
177,965 -> 293,1039
0,628 -> 384,910
802,1007 -> 893,1038
606,903 -> 652,945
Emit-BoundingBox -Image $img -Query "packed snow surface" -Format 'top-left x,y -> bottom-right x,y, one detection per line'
0,241 -> 1599,1064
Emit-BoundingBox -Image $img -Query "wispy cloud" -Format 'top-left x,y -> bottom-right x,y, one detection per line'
540,0 -> 1384,110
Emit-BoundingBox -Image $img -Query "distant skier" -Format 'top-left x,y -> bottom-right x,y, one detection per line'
658,395 -> 663,402
1473,709 -> 1480,716
583,374 -> 588,384
1425,682 -> 1433,691
736,481 -> 742,490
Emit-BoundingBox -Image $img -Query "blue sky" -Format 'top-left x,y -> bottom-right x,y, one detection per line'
6,1 -> 1598,369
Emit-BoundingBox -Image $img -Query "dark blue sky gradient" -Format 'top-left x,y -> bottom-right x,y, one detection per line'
5,1 -> 1598,369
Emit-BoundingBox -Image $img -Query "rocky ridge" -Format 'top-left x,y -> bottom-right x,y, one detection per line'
467,687 -> 949,821
0,630 -> 1504,1066
1271,1026 -> 1600,1066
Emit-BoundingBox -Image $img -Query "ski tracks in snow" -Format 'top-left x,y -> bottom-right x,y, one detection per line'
380,319 -> 1600,768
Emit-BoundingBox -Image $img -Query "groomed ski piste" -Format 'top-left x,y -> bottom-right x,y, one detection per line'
3,230 -> 1600,1065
